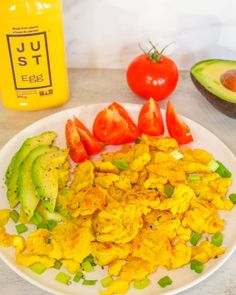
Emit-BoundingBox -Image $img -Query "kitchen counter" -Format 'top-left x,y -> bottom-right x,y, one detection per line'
0,69 -> 236,295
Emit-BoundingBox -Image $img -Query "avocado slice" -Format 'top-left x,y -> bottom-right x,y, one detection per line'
6,131 -> 57,208
18,145 -> 58,221
32,149 -> 68,213
191,59 -> 236,118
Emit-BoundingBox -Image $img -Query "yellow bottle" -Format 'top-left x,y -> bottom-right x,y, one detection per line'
0,0 -> 69,111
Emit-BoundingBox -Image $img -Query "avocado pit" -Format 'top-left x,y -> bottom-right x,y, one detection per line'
221,69 -> 236,92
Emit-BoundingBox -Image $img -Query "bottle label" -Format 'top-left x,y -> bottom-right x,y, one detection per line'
7,32 -> 52,90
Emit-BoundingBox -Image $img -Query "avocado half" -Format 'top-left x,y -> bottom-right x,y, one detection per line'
191,59 -> 236,119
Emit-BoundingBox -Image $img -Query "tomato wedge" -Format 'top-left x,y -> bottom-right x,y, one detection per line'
166,101 -> 193,144
138,98 -> 164,136
65,119 -> 89,163
108,102 -> 140,139
93,108 -> 139,145
73,116 -> 103,155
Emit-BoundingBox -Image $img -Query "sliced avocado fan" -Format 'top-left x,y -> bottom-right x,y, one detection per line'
6,131 -> 57,208
32,149 -> 69,213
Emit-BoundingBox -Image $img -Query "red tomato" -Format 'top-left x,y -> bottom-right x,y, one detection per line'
73,116 -> 104,155
65,119 -> 89,163
126,48 -> 178,101
138,98 -> 164,136
93,108 -> 138,145
166,101 -> 193,144
108,102 -> 140,139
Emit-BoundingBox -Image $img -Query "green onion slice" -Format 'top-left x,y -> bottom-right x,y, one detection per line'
101,276 -> 113,288
10,210 -> 19,223
112,159 -> 129,170
190,232 -> 201,246
208,160 -> 220,172
190,260 -> 204,273
215,161 -> 232,178
16,224 -> 28,234
211,232 -> 223,247
82,279 -> 97,286
188,175 -> 201,182
229,193 -> 236,204
83,254 -> 96,266
29,262 -> 47,275
170,150 -> 183,160
73,272 -> 83,283
133,278 -> 150,289
53,260 -> 62,270
55,272 -> 71,285
31,211 -> 43,226
158,276 -> 173,288
81,260 -> 94,272
164,184 -> 174,197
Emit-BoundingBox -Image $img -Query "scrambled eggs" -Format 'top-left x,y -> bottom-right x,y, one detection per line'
0,135 -> 233,294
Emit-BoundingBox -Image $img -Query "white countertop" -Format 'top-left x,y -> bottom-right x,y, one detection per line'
0,69 -> 236,294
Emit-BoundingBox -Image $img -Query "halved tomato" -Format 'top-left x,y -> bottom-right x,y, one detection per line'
65,119 -> 89,163
166,101 -> 193,144
73,116 -> 104,155
108,102 -> 140,139
138,98 -> 164,136
93,108 -> 139,145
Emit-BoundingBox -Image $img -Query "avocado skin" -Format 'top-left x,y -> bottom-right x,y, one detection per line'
191,72 -> 236,119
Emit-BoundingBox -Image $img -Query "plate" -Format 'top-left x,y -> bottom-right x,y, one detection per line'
0,103 -> 236,295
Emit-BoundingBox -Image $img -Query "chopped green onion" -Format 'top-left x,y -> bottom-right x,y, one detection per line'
211,232 -> 223,247
37,222 -> 49,230
215,161 -> 232,178
16,224 -> 28,234
82,279 -> 97,286
81,260 -> 94,272
10,210 -> 19,223
83,254 -> 96,266
31,211 -> 43,226
73,272 -> 83,283
188,175 -> 201,182
190,260 -> 204,273
133,278 -> 150,289
29,262 -> 47,275
135,138 -> 141,144
53,260 -> 62,270
55,272 -> 71,285
208,160 -> 220,172
101,276 -> 113,288
47,220 -> 57,231
229,193 -> 236,204
170,150 -> 183,160
112,159 -> 129,170
190,232 -> 201,246
164,184 -> 174,197
158,276 -> 173,288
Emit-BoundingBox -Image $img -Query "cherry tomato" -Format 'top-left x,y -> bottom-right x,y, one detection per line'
166,101 -> 193,144
126,43 -> 178,101
108,102 -> 140,139
65,119 -> 89,163
93,108 -> 138,145
73,116 -> 104,155
138,98 -> 164,136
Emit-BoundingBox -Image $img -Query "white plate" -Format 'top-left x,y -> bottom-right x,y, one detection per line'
0,103 -> 236,295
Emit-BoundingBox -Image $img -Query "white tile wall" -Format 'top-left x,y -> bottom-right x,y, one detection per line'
62,0 -> 236,70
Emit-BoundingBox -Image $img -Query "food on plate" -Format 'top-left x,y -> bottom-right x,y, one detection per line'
126,41 -> 179,101
166,101 -> 193,144
93,103 -> 140,145
65,119 -> 89,163
0,131 -> 234,295
6,131 -> 57,208
191,59 -> 236,119
73,116 -> 104,155
138,98 -> 164,136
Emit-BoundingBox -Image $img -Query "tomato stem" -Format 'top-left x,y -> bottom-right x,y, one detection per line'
139,41 -> 175,63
